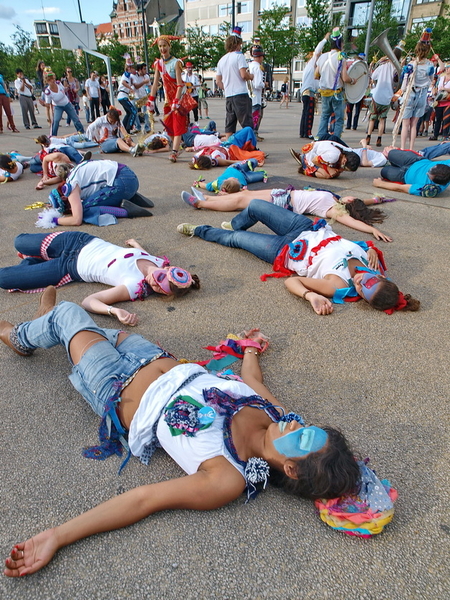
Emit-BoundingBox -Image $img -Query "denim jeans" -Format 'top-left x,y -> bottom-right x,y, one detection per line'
51,102 -> 84,137
194,199 -> 313,263
82,165 -> 139,225
381,149 -> 424,182
118,97 -> 138,133
224,126 -> 257,149
15,301 -> 167,416
317,93 -> 345,139
422,142 -> 450,160
65,134 -> 97,149
0,232 -> 95,291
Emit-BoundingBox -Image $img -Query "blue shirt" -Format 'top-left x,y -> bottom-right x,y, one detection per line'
206,166 -> 248,192
406,158 -> 450,197
0,74 -> 9,96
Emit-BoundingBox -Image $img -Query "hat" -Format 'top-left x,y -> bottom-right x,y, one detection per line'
185,61 -> 193,68
420,27 -> 432,44
252,48 -> 265,57
331,27 -> 342,39
232,26 -> 242,38
358,52 -> 366,59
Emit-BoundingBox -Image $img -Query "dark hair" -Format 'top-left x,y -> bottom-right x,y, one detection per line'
429,164 -> 450,185
35,134 -> 51,147
107,108 -> 120,122
330,37 -> 342,51
269,427 -> 360,500
147,137 -> 165,150
370,279 -> 420,312
345,198 -> 386,225
343,151 -> 360,172
0,154 -> 15,170
189,155 -> 213,170
169,274 -> 201,297
225,35 -> 242,53
136,62 -> 146,70
15,68 -> 23,74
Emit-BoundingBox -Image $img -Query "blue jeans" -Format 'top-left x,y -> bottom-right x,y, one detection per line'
82,165 -> 139,225
421,142 -> 450,160
65,134 -> 98,149
194,199 -> 313,263
118,97 -> 138,133
233,158 -> 265,184
317,93 -> 345,139
51,102 -> 84,137
15,302 -> 167,416
381,149 -> 424,182
224,126 -> 257,148
0,232 -> 95,291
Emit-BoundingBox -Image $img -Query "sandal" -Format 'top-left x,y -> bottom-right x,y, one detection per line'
169,150 -> 179,163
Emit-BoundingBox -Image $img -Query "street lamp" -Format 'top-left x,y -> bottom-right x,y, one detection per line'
133,0 -> 149,67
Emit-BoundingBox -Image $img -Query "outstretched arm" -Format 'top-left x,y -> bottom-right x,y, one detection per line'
327,208 -> 392,242
81,285 -> 138,326
284,276 -> 338,315
4,466 -> 245,577
373,178 -> 411,193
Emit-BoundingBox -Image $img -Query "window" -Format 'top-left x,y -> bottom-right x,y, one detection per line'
260,0 -> 289,9
202,25 -> 210,34
125,22 -> 131,38
350,2 -> 370,27
210,24 -> 219,35
219,3 -> 233,16
297,0 -> 305,6
237,1 -> 252,14
237,20 -> 252,33
35,23 -> 48,34
49,23 -> 59,35
296,16 -> 312,27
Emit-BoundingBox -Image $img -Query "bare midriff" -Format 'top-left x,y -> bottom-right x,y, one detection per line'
118,357 -> 180,429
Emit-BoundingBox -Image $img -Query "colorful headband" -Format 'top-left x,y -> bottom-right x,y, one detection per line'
384,291 -> 407,315
152,35 -> 181,47
152,267 -> 192,295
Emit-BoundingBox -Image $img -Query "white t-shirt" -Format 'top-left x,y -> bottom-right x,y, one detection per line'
44,83 -> 68,107
143,131 -> 171,146
1,161 -> 23,181
290,189 -> 336,218
15,77 -> 33,97
76,237 -> 165,298
248,60 -> 264,106
193,134 -> 221,149
316,51 -> 343,90
133,73 -> 150,99
85,78 -> 100,98
86,115 -> 120,142
129,362 -> 254,478
353,147 -> 387,168
117,73 -> 132,100
301,38 -> 328,94
182,71 -> 200,98
65,160 -> 119,199
371,62 -> 396,106
285,224 -> 368,283
216,51 -> 249,97
304,141 -> 342,168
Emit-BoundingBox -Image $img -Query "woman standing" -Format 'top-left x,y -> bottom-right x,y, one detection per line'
62,67 -> 80,126
148,35 -> 197,162
279,77 -> 289,109
43,71 -> 84,137
35,60 -> 46,92
117,65 -> 138,133
99,75 -> 111,115
0,72 -> 19,133
429,63 -> 450,140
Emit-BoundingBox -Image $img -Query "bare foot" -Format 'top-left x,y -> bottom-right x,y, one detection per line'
35,181 -> 45,190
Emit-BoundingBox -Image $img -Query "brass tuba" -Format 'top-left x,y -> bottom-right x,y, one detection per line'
370,29 -> 402,77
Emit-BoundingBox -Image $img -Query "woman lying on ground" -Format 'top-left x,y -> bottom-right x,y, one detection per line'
181,186 -> 393,242
0,154 -> 28,183
177,199 -> 420,315
0,235 -> 199,326
37,160 -> 154,227
2,292 -> 374,576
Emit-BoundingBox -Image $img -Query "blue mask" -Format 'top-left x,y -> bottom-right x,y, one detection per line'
273,425 -> 328,458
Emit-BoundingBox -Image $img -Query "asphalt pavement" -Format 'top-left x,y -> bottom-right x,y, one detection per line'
0,98 -> 449,599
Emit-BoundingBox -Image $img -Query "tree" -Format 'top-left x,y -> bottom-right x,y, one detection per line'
254,6 -> 301,70
184,25 -> 228,72
403,7 -> 450,59
348,0 -> 403,60
297,0 -> 332,56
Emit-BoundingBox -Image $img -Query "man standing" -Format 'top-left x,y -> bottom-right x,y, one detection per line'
133,63 -> 151,133
248,47 -> 265,141
216,26 -> 254,139
85,72 -> 100,121
14,69 -> 41,129
315,28 -> 355,139
182,61 -> 200,122
299,33 -> 329,138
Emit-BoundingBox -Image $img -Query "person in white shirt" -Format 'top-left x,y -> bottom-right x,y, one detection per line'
132,63 -> 151,132
182,61 -> 200,122
248,48 -> 265,141
85,72 -> 101,121
44,71 -> 84,137
14,68 -> 41,129
216,26 -> 254,139
117,65 -> 139,133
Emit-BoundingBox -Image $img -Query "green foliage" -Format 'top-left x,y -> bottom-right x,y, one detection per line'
254,6 -> 301,68
89,35 -> 134,76
297,0 -> 332,56
184,25 -> 228,72
403,8 -> 450,59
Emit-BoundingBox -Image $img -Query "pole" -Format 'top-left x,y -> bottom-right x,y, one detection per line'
365,0 -> 376,58
232,0 -> 236,31
75,1 -> 90,86
141,1 -> 149,67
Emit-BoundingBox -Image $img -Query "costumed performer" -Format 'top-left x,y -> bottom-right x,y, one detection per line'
147,36 -> 197,163
2,291 -> 397,577
289,139 -> 360,179
0,235 -> 199,326
188,126 -> 265,169
177,199 -> 420,316
190,158 -> 267,194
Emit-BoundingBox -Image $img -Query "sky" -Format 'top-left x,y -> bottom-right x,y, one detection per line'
0,1 -> 117,46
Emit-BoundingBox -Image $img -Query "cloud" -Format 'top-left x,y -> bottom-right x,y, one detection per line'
24,7 -> 61,15
0,5 -> 17,20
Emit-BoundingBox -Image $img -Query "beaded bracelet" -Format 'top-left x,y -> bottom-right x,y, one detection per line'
302,290 -> 314,300
244,349 -> 260,356
107,306 -> 114,316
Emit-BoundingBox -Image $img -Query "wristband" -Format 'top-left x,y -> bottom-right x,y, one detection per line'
302,290 -> 314,300
149,95 -> 155,102
51,217 -> 59,225
107,306 -> 114,316
244,349 -> 260,356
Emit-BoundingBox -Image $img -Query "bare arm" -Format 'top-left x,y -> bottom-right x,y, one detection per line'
42,152 -> 70,178
216,157 -> 237,166
125,238 -> 146,251
4,466 -> 245,577
327,207 -> 393,242
57,186 -> 84,226
81,286 -> 139,326
150,69 -> 160,98
373,178 -> 411,193
284,276 -> 341,315
216,74 -> 224,90
240,68 -> 253,81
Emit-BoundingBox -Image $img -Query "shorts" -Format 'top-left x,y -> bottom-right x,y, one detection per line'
369,100 -> 390,121
199,98 -> 208,109
402,87 -> 428,120
100,138 -> 120,153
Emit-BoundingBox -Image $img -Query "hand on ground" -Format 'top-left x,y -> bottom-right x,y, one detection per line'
306,292 -> 334,315
372,229 -> 393,243
114,308 -> 138,326
4,529 -> 59,577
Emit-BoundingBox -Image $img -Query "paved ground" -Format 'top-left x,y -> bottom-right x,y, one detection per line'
0,99 -> 449,599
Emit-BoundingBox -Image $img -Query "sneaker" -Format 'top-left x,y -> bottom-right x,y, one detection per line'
289,148 -> 302,165
181,191 -> 199,208
25,125 -> 31,129
132,143 -> 145,157
190,187 -> 206,202
256,135 -> 264,142
169,150 -> 178,163
221,221 -> 233,230
177,223 -> 197,236
33,124 -> 42,129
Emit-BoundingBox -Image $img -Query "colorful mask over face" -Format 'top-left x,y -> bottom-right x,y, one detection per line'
274,425 -> 328,458
354,266 -> 389,302
151,267 -> 192,295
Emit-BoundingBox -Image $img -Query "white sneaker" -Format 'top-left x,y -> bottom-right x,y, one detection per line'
221,221 -> 233,230
190,187 -> 206,202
